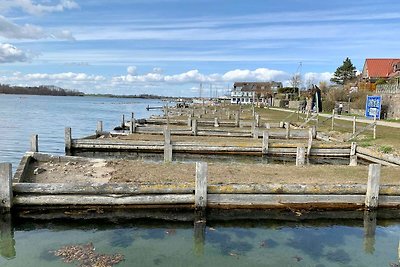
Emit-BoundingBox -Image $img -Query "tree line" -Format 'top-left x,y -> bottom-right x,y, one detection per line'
0,84 -> 84,96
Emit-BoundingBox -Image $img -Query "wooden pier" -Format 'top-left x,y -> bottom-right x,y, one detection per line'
2,152 -> 400,211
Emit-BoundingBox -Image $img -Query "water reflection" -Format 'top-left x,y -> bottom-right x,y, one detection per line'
1,208 -> 400,266
0,213 -> 15,259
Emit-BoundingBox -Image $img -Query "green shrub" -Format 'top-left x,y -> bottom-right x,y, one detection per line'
378,145 -> 393,154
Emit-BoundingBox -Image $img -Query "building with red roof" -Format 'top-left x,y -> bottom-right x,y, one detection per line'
361,58 -> 400,82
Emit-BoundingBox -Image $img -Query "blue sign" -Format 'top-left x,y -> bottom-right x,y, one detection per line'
365,95 -> 382,119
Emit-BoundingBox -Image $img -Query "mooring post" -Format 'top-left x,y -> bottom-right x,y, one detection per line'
353,116 -> 357,134
255,113 -> 260,127
191,119 -> 198,136
0,212 -> 15,259
312,125 -> 317,138
227,110 -> 231,120
214,117 -> 219,127
349,142 -> 358,166
195,162 -> 208,211
296,147 -> 306,166
96,121 -> 103,135
279,121 -> 284,128
252,122 -> 258,139
187,115 -> 192,127
121,114 -> 125,129
30,134 -> 38,152
331,109 -> 335,130
285,122 -> 290,139
365,164 -> 381,210
163,127 -> 172,162
307,127 -> 313,157
363,210 -> 377,254
0,163 -> 12,211
262,131 -> 269,155
235,112 -> 240,127
65,127 -> 72,152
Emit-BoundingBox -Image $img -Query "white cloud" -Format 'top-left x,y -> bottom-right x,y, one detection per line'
0,43 -> 28,63
222,68 -> 288,82
127,66 -> 137,75
0,0 -> 79,15
0,15 -> 75,40
304,72 -> 333,83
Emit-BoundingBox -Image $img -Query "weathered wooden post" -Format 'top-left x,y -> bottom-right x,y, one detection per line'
312,125 -> 317,138
129,120 -> 136,134
349,142 -> 357,166
164,127 -> 172,162
121,114 -> 125,129
296,147 -> 306,166
235,112 -> 240,127
307,127 -> 313,157
365,164 -> 381,210
279,121 -> 284,128
262,131 -> 269,155
191,119 -> 198,136
227,110 -> 231,120
0,163 -> 12,210
265,123 -> 271,129
352,116 -> 357,134
195,162 -> 208,211
285,122 -> 290,139
331,109 -> 335,130
96,121 -> 103,135
187,115 -> 192,127
252,122 -> 258,139
214,117 -> 219,127
255,114 -> 260,127
65,127 -> 72,152
363,210 -> 377,254
30,134 -> 38,152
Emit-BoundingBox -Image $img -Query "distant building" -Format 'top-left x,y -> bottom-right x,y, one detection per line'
230,81 -> 283,105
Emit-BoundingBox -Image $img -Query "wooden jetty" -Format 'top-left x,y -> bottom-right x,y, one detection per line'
2,152 -> 400,211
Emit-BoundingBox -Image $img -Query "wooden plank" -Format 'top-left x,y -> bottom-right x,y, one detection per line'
13,183 -> 193,195
14,194 -> 194,206
0,163 -> 12,210
208,194 -> 365,207
356,146 -> 400,166
13,153 -> 32,183
195,162 -> 208,210
207,183 -> 373,195
365,164 -> 381,209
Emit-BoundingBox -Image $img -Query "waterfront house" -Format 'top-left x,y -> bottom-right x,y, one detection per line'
230,81 -> 283,105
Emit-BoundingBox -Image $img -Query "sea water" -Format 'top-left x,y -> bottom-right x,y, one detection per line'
0,212 -> 399,267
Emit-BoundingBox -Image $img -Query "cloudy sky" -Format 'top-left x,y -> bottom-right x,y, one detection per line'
0,0 -> 400,96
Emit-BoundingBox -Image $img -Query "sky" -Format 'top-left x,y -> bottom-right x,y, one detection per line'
0,0 -> 400,97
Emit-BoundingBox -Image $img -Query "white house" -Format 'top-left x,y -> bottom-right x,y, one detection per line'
230,82 -> 282,105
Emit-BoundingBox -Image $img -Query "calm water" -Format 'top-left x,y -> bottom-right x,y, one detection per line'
0,94 -> 163,170
1,210 -> 400,267
1,94 -> 400,267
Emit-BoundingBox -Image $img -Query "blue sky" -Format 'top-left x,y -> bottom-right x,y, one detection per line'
0,0 -> 400,96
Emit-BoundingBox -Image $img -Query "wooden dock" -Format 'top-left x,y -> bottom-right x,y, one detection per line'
1,152 -> 399,211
